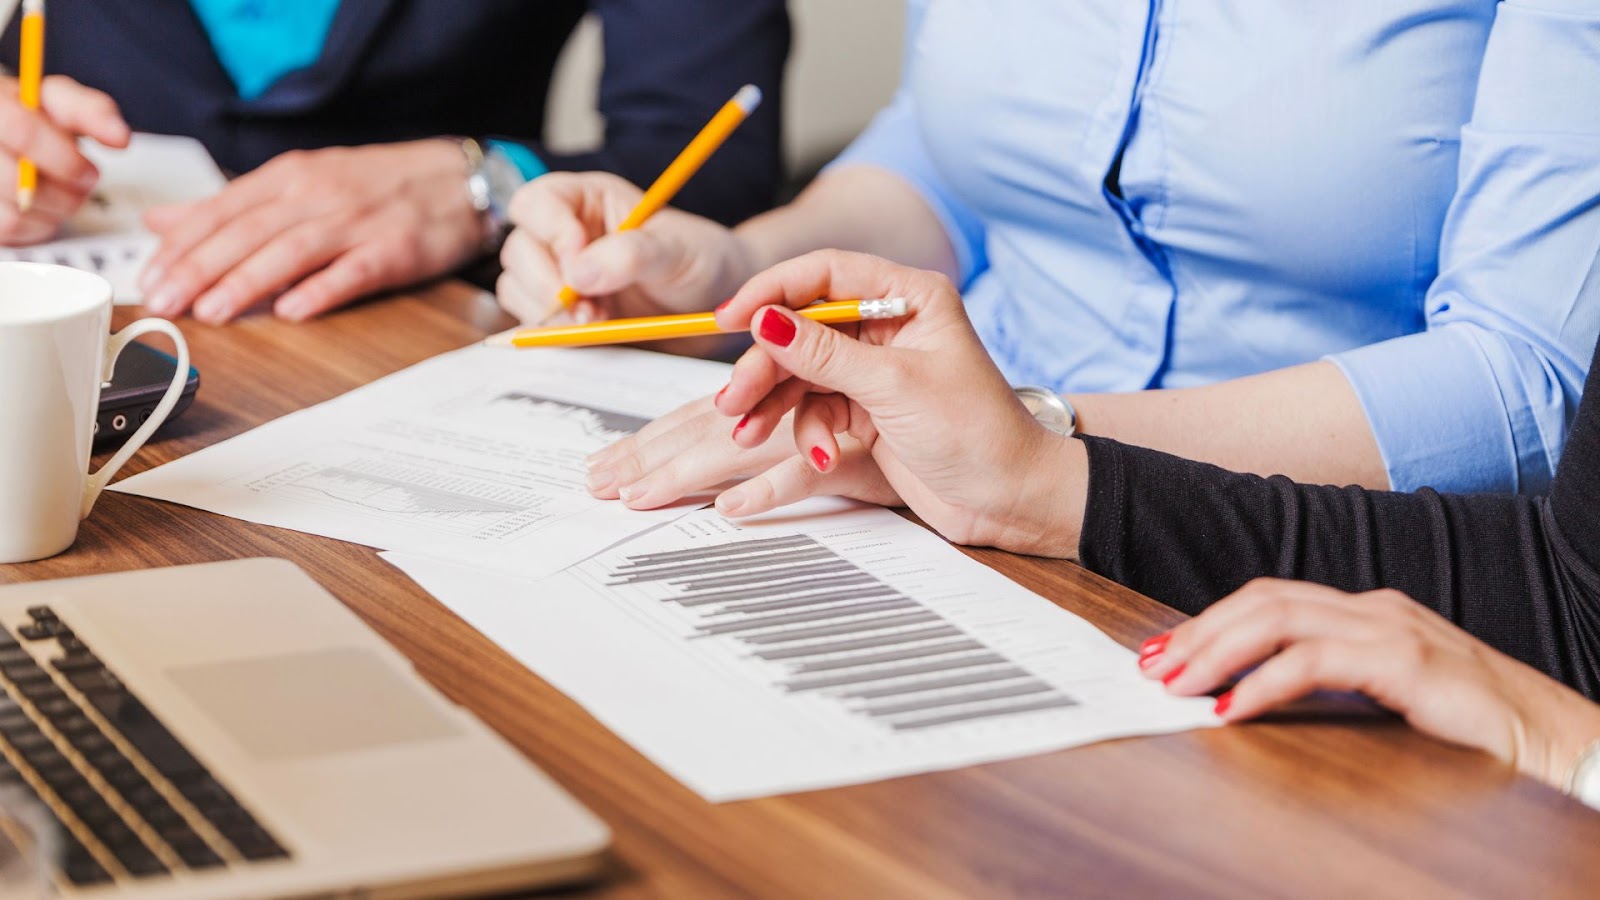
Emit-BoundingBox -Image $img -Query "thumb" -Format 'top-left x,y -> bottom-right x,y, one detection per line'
562,230 -> 680,296
749,306 -> 903,407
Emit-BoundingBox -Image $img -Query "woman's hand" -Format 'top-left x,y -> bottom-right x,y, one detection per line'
497,171 -> 758,325
140,140 -> 485,324
691,249 -> 1087,558
1142,579 -> 1600,788
0,75 -> 130,245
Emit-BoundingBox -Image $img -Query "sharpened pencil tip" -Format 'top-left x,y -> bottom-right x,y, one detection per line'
483,330 -> 517,348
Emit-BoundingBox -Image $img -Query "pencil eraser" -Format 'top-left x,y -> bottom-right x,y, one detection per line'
734,84 -> 763,114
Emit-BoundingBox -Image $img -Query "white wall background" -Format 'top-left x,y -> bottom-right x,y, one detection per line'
543,1 -> 905,178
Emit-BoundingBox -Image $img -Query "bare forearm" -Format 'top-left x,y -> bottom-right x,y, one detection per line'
734,165 -> 959,281
1069,360 -> 1390,489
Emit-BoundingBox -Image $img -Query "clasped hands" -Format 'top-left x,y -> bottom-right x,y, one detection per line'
0,75 -> 484,323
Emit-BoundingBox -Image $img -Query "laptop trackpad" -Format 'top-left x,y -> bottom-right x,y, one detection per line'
166,648 -> 461,761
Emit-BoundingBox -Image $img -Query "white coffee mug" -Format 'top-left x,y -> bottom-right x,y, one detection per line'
0,262 -> 190,563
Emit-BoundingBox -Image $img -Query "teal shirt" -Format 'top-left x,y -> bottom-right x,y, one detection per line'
185,0 -> 547,181
188,0 -> 341,100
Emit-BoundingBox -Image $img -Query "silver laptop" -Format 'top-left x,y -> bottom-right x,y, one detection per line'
0,558 -> 608,898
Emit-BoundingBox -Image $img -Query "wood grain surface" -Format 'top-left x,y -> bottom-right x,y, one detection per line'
3,283 -> 1597,899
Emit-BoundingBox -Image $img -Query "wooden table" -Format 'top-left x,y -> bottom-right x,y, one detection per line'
5,283 -> 1599,899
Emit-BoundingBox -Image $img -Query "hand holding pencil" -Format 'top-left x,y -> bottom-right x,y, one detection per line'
496,85 -> 766,326
0,0 -> 130,245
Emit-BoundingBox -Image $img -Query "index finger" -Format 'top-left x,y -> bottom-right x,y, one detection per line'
142,168 -> 283,287
0,96 -> 96,187
39,76 -> 130,148
715,249 -> 957,331
507,172 -> 638,260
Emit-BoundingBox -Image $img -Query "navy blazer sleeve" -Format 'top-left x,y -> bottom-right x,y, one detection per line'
1077,336 -> 1600,700
522,0 -> 791,226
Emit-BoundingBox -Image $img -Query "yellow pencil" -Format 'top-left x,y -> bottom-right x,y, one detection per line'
550,83 -> 763,315
489,298 -> 908,349
15,0 -> 44,213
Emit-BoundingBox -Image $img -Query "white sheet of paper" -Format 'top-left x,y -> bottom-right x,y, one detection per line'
382,499 -> 1219,802
0,133 -> 226,303
112,346 -> 731,579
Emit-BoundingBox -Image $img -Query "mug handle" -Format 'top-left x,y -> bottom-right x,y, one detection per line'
81,318 -> 190,518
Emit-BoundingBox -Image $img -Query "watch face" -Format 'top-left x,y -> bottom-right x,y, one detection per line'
483,152 -> 527,211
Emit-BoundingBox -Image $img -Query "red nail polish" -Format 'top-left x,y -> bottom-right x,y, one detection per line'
1214,691 -> 1233,717
716,298 -> 732,313
1139,633 -> 1170,657
715,385 -> 728,403
758,308 -> 796,347
1137,652 -> 1162,670
1161,664 -> 1186,687
732,414 -> 750,438
810,446 -> 831,470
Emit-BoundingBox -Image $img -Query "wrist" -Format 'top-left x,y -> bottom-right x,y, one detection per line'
986,426 -> 1089,560
716,228 -> 765,300
1514,683 -> 1600,789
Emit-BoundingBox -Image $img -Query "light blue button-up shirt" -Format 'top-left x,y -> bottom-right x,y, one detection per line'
835,0 -> 1600,493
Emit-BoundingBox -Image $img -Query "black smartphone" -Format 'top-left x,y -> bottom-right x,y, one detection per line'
94,342 -> 200,448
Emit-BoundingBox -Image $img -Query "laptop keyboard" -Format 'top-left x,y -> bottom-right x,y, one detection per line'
0,606 -> 289,888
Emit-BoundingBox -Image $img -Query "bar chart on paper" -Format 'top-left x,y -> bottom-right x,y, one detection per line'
385,501 -> 1219,801
605,533 -> 1080,732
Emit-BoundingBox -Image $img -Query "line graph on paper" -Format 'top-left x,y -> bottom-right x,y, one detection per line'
233,393 -> 654,540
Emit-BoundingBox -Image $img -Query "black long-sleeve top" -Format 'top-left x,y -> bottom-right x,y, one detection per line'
1079,341 -> 1600,699
1,0 -> 790,226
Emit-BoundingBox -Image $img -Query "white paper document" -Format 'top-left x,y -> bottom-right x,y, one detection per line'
383,500 -> 1219,802
0,133 -> 227,303
113,346 -> 732,579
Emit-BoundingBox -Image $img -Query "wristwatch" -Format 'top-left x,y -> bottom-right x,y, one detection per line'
1566,739 -> 1600,810
455,137 -> 538,244
1013,385 -> 1077,436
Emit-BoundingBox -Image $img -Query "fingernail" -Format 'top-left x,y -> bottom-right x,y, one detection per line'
617,484 -> 639,503
1161,664 -> 1187,687
1137,652 -> 1163,671
586,467 -> 615,493
810,446 -> 831,471
192,291 -> 227,323
715,385 -> 728,405
758,308 -> 796,347
139,263 -> 164,292
732,414 -> 750,439
1214,691 -> 1234,717
715,298 -> 732,313
1139,633 -> 1171,657
716,487 -> 748,516
145,284 -> 181,316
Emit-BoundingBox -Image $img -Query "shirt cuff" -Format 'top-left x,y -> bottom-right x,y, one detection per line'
485,139 -> 549,181
1328,326 -> 1549,494
1076,435 -> 1131,579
